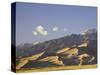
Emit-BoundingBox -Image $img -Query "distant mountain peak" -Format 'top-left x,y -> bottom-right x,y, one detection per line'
81,29 -> 97,35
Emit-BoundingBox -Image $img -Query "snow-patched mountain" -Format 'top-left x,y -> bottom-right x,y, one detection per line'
15,29 -> 97,69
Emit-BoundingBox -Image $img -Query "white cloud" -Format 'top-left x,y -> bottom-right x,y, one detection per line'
36,25 -> 44,32
33,25 -> 48,36
52,26 -> 59,32
41,31 -> 48,36
33,31 -> 38,35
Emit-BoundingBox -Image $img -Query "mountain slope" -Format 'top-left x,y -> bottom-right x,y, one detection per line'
16,29 -> 97,69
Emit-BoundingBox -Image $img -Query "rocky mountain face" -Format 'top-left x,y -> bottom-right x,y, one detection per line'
16,29 -> 97,69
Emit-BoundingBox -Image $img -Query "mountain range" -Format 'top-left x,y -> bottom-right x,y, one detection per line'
15,29 -> 97,70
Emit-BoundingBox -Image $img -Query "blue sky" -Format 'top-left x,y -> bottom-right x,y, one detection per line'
16,2 -> 97,45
